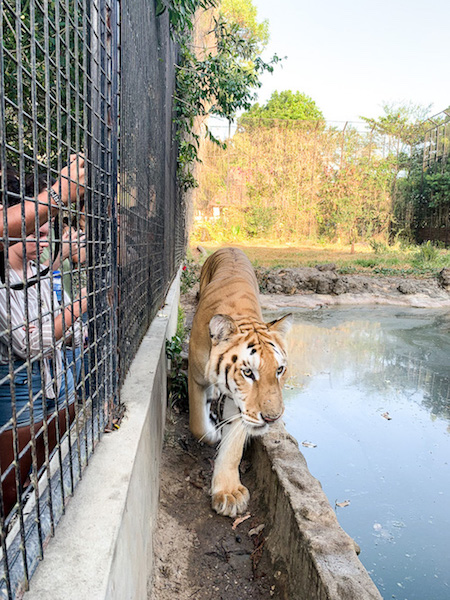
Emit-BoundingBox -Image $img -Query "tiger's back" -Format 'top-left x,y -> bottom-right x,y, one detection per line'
189,247 -> 262,383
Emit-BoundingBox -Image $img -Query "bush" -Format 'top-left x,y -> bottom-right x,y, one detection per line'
180,259 -> 200,294
414,241 -> 438,264
369,240 -> 388,254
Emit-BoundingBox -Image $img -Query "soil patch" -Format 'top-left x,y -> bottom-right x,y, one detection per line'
150,408 -> 286,600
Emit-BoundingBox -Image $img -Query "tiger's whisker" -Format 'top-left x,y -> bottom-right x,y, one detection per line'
215,413 -> 240,430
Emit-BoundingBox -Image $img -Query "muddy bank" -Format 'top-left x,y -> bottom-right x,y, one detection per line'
256,265 -> 450,308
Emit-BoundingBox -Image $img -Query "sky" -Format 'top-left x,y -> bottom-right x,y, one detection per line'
236,0 -> 450,125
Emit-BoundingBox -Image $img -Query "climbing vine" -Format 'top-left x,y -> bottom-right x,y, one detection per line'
157,0 -> 280,190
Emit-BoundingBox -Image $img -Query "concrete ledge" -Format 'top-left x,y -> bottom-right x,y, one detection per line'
251,427 -> 382,600
24,271 -> 181,600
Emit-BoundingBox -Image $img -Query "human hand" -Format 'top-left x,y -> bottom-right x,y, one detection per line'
54,154 -> 85,206
71,233 -> 87,264
78,287 -> 88,315
62,228 -> 87,263
72,245 -> 87,265
60,227 -> 75,261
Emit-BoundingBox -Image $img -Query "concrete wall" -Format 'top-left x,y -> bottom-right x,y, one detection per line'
24,271 -> 181,600
251,428 -> 382,600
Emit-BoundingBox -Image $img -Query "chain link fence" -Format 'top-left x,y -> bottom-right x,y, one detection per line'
0,1 -> 182,597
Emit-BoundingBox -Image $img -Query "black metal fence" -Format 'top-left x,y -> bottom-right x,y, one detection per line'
118,0 -> 184,384
416,109 -> 450,244
0,0 -> 182,597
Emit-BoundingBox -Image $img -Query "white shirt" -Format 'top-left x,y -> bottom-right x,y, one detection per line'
0,264 -> 84,398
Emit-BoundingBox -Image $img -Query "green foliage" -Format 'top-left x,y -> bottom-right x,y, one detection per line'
165,333 -> 188,409
244,203 -> 275,237
354,258 -> 378,268
241,90 -> 324,123
180,259 -> 200,293
3,0 -> 84,168
413,241 -> 439,264
166,305 -> 189,409
220,0 -> 269,50
369,240 -> 388,254
422,161 -> 450,209
158,0 -> 280,190
360,101 -> 431,150
176,306 -> 187,340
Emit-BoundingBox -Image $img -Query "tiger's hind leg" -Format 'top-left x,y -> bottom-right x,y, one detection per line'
188,369 -> 222,446
211,397 -> 249,518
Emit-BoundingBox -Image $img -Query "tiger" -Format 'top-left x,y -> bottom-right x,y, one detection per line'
188,247 -> 292,517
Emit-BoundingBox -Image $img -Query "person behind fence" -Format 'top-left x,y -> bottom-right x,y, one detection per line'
49,220 -> 88,394
0,158 -> 87,517
36,172 -> 89,394
0,155 -> 85,263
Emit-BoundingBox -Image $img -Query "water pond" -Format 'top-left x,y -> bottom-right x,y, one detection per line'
270,306 -> 450,600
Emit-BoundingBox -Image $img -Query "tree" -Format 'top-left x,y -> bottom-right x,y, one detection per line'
241,90 -> 324,123
220,0 -> 269,50
158,0 -> 281,189
360,101 -> 431,153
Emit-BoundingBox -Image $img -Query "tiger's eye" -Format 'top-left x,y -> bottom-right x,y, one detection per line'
277,366 -> 285,376
242,368 -> 253,379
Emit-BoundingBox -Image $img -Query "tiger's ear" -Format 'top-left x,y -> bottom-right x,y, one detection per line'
209,314 -> 238,346
266,313 -> 293,337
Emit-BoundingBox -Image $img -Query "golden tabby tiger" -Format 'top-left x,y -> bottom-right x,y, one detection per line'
188,248 -> 292,517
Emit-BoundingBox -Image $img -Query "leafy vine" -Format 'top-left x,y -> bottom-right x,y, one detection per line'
157,0 -> 281,190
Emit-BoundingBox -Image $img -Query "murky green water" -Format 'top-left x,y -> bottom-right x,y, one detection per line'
271,306 -> 450,600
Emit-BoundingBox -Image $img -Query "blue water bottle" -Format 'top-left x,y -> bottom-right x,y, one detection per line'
53,271 -> 62,302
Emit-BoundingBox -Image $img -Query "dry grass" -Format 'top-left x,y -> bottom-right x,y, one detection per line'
189,239 -> 450,277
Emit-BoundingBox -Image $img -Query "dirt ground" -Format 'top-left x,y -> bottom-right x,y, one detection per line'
150,407 -> 286,600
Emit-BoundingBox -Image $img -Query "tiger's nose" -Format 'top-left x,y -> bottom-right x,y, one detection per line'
261,412 -> 282,423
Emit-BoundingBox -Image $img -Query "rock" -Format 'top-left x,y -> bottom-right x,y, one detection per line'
438,268 -> 450,290
315,263 -> 337,272
398,281 -> 417,294
314,273 -> 337,294
332,278 -> 348,295
346,277 -> 374,294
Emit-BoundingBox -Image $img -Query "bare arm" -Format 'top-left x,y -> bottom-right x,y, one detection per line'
53,293 -> 88,342
0,155 -> 85,248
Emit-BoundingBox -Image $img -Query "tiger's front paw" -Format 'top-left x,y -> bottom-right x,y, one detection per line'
211,485 -> 250,518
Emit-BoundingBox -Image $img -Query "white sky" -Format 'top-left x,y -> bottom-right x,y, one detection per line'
250,0 -> 450,123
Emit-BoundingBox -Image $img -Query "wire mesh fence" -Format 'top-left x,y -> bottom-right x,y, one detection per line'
0,1 -> 182,597
118,0 -> 183,385
415,109 -> 450,245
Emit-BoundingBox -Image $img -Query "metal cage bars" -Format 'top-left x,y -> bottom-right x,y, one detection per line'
0,0 -> 120,596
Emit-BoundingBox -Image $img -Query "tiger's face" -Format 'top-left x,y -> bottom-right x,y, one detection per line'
206,313 -> 292,436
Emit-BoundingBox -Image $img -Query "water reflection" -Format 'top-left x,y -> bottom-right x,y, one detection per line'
266,306 -> 450,600
278,307 -> 450,422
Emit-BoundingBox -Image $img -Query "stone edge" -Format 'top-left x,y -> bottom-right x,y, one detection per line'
250,427 -> 383,600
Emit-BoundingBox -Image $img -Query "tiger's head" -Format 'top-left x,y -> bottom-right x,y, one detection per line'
206,313 -> 293,436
